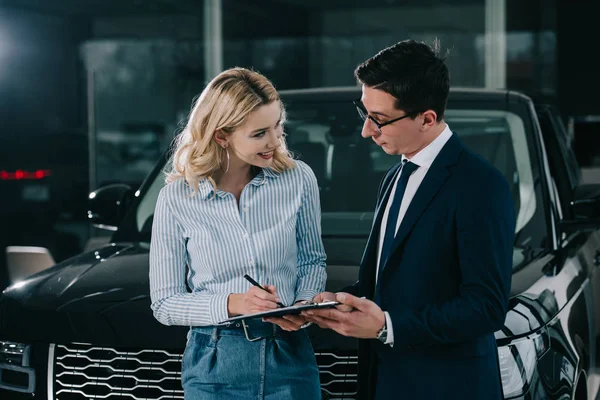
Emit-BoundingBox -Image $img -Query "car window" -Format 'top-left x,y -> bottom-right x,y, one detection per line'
96,127 -> 166,189
550,108 -> 581,188
132,99 -> 544,270
537,105 -> 582,221
284,104 -> 535,239
136,168 -> 166,233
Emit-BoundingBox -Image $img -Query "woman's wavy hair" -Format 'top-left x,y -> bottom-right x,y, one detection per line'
165,67 -> 295,194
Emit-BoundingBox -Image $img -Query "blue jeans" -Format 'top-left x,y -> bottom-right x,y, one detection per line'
181,320 -> 321,399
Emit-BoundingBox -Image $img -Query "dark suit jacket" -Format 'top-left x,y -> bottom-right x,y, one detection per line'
348,133 -> 516,400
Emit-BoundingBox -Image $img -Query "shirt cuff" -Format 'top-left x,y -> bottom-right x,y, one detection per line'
209,293 -> 231,325
384,311 -> 394,346
295,289 -> 319,303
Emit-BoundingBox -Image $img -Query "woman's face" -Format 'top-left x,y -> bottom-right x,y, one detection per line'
225,101 -> 283,169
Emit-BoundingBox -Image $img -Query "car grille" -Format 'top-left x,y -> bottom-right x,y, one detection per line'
315,351 -> 358,399
53,343 -> 357,400
54,343 -> 184,399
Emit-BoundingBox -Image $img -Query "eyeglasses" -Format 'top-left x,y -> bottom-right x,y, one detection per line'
353,99 -> 413,135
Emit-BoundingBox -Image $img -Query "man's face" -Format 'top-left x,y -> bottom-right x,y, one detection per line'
359,86 -> 425,157
227,101 -> 283,168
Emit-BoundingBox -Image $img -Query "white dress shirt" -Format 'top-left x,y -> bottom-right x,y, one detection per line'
376,124 -> 453,346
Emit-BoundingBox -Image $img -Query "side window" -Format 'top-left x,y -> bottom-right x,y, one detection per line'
551,110 -> 581,187
550,177 -> 566,242
537,106 -> 578,219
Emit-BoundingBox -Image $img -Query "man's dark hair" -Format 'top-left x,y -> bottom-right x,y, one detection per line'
354,39 -> 450,121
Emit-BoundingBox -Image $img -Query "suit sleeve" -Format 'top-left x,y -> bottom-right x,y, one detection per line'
387,170 -> 515,348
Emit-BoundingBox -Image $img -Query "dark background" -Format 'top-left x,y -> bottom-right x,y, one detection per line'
0,0 -> 599,289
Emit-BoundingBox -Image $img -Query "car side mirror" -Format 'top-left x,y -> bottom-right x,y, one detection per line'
560,183 -> 600,233
571,184 -> 600,218
87,184 -> 134,231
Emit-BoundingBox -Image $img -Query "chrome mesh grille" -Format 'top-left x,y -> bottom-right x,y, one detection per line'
316,351 -> 358,400
54,343 -> 357,399
54,343 -> 184,399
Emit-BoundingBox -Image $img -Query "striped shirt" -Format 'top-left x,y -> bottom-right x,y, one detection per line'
149,160 -> 327,327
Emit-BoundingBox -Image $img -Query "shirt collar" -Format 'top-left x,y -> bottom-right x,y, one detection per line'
258,167 -> 281,181
197,167 -> 281,200
197,179 -> 215,200
248,167 -> 281,187
404,123 -> 453,168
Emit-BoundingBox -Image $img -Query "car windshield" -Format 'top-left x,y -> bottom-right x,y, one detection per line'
125,94 -> 547,270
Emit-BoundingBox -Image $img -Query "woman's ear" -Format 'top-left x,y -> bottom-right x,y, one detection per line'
213,129 -> 229,148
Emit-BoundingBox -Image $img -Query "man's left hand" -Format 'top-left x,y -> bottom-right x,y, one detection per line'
302,293 -> 385,339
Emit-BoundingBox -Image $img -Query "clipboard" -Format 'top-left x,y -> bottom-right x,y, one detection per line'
220,300 -> 340,324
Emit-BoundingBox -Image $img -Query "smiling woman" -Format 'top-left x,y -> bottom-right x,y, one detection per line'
149,67 -> 327,400
165,67 -> 295,196
215,101 -> 284,169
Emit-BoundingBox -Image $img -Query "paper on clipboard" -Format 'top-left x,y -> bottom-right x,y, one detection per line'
220,300 -> 340,324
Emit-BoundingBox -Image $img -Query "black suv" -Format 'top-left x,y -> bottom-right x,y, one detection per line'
1,88 -> 600,400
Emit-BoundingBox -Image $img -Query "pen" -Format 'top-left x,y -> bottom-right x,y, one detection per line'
243,274 -> 286,308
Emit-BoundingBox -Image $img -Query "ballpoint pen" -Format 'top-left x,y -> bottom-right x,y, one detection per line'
243,274 -> 286,308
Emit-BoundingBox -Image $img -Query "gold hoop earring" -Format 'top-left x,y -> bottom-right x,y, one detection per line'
221,147 -> 230,173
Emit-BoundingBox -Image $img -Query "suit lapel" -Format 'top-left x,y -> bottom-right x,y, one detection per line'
358,163 -> 402,297
371,165 -> 402,237
380,133 -> 463,275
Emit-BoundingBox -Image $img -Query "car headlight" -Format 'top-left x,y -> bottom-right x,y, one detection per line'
0,340 -> 35,393
498,331 -> 548,398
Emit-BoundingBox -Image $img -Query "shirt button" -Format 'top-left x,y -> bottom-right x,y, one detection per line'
249,260 -> 255,266
244,233 -> 249,239
243,206 -> 249,212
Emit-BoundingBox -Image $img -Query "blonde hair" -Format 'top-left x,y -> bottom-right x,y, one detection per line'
165,67 -> 295,194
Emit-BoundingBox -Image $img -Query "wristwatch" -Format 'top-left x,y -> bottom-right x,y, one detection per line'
376,319 -> 388,343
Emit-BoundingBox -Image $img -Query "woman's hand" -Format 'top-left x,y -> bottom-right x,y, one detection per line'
227,285 -> 282,316
263,300 -> 311,331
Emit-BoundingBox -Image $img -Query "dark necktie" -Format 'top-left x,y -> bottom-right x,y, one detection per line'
379,160 -> 419,271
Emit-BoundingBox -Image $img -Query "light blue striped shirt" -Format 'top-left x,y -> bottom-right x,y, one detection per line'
149,160 -> 327,327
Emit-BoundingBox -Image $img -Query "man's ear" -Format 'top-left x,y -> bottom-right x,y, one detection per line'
213,129 -> 229,148
421,110 -> 438,130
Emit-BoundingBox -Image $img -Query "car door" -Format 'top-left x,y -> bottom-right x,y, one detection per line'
537,105 -> 600,376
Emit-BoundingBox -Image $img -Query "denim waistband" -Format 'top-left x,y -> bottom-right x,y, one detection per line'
191,319 -> 282,338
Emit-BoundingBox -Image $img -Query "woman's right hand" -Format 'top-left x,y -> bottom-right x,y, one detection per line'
227,285 -> 282,316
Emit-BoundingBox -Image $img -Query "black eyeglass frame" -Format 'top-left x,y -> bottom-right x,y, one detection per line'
353,99 -> 417,134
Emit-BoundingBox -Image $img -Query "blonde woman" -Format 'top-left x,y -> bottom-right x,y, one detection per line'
149,67 -> 326,399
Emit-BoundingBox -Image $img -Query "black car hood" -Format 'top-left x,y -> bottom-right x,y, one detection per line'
0,243 -> 187,349
0,243 -> 580,349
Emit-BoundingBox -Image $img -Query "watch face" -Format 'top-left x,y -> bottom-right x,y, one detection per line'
377,327 -> 387,342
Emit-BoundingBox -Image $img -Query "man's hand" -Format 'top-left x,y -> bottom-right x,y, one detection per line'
302,293 -> 385,339
313,291 -> 353,312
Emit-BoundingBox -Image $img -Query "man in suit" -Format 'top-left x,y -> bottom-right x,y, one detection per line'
303,39 -> 516,399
